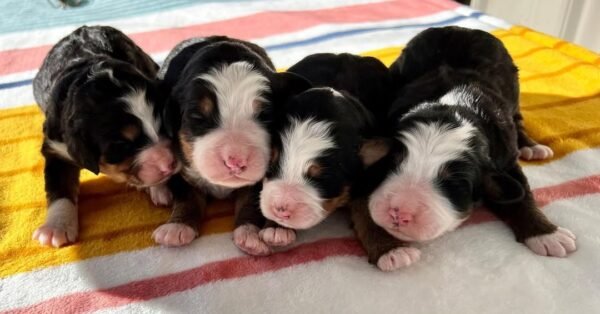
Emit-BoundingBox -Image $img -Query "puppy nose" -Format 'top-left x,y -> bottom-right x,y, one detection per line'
273,206 -> 291,220
224,156 -> 247,174
389,208 -> 413,226
159,160 -> 176,175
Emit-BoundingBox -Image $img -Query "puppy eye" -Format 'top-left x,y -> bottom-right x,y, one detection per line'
306,163 -> 322,178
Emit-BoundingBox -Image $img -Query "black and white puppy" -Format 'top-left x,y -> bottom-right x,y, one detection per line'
33,26 -> 177,248
356,26 -> 575,271
154,36 -> 310,246
233,53 -> 392,255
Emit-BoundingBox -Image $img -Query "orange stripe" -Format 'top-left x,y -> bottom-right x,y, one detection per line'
520,61 -> 590,82
538,126 -> 600,145
522,92 -> 600,111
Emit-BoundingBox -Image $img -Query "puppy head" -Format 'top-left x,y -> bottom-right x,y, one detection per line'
174,61 -> 311,189
65,60 -> 177,186
368,104 -> 487,242
260,88 -> 387,229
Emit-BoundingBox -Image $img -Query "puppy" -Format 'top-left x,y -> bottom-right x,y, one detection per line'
354,26 -> 576,271
32,26 -> 177,248
233,53 -> 392,255
154,36 -> 310,246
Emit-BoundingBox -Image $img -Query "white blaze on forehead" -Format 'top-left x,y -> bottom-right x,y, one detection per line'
198,61 -> 270,129
279,118 -> 336,184
439,85 -> 480,107
122,89 -> 161,143
397,121 -> 476,180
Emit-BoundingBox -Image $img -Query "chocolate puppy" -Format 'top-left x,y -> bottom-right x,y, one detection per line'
233,53 -> 392,255
33,26 -> 177,247
155,36 -> 310,246
355,26 -> 575,271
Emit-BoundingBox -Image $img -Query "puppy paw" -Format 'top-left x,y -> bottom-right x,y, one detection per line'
259,227 -> 296,247
32,224 -> 78,248
233,224 -> 271,256
147,184 -> 173,207
152,223 -> 197,247
33,199 -> 78,248
525,227 -> 576,257
377,247 -> 421,271
519,144 -> 554,161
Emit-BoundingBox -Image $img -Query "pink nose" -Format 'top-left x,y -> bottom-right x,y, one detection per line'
224,156 -> 247,174
273,206 -> 292,220
158,160 -> 175,176
389,208 -> 413,226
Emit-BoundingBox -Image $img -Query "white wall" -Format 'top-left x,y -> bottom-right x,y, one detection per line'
471,0 -> 600,52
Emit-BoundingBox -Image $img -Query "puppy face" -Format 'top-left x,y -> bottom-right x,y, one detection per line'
368,107 -> 484,242
61,61 -> 176,186
176,61 -> 272,188
260,88 -> 379,229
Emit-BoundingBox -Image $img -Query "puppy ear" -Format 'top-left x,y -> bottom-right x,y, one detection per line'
482,171 -> 526,205
358,137 -> 391,167
65,118 -> 100,174
269,72 -> 312,103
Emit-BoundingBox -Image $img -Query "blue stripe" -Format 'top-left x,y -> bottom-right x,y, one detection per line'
0,0 -> 248,35
0,11 -> 483,93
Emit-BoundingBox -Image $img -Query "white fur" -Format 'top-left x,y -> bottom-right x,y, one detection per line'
122,89 -> 160,143
182,166 -> 235,199
46,140 -> 74,162
524,227 -> 576,257
279,118 -> 335,184
32,198 -> 78,248
198,61 -> 269,130
438,85 -> 480,108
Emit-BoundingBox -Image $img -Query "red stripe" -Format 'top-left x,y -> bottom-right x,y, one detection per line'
11,172 -> 598,313
0,0 -> 458,76
5,238 -> 363,314
465,174 -> 600,226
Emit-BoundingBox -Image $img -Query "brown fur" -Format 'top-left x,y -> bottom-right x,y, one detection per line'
322,186 -> 350,213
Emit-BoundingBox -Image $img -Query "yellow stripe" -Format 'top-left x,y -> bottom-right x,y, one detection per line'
0,26 -> 599,279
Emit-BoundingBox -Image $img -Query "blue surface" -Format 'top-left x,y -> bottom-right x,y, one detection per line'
0,0 -> 243,34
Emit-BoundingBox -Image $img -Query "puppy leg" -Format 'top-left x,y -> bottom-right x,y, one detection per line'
152,175 -> 202,247
146,183 -> 173,207
259,220 -> 296,247
485,165 -> 576,257
351,199 -> 418,271
33,155 -> 80,248
233,185 -> 271,256
514,113 -> 554,161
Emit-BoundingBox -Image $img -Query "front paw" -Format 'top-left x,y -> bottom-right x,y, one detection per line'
33,223 -> 78,248
259,227 -> 296,247
377,247 -> 421,271
233,224 -> 271,256
147,184 -> 173,207
524,227 -> 576,257
152,223 -> 197,247
519,144 -> 554,161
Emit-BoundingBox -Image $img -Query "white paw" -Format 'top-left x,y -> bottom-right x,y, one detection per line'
519,144 -> 554,161
259,227 -> 296,247
32,199 -> 78,248
152,223 -> 197,247
147,184 -> 173,207
525,227 -> 577,257
32,224 -> 78,248
377,247 -> 421,271
233,224 -> 271,256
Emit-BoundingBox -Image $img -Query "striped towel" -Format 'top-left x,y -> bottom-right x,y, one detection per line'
1,0 -> 599,313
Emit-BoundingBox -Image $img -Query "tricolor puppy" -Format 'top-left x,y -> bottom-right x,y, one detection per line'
32,26 -> 177,248
155,36 -> 310,246
355,26 -> 576,271
234,53 -> 392,255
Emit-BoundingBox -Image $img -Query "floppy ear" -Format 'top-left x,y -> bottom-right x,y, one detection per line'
64,117 -> 100,174
481,170 -> 526,205
358,137 -> 391,167
269,72 -> 312,104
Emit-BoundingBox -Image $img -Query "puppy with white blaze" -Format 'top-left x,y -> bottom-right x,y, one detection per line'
356,26 -> 576,271
32,26 -> 178,248
156,36 -> 310,247
233,53 -> 392,256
